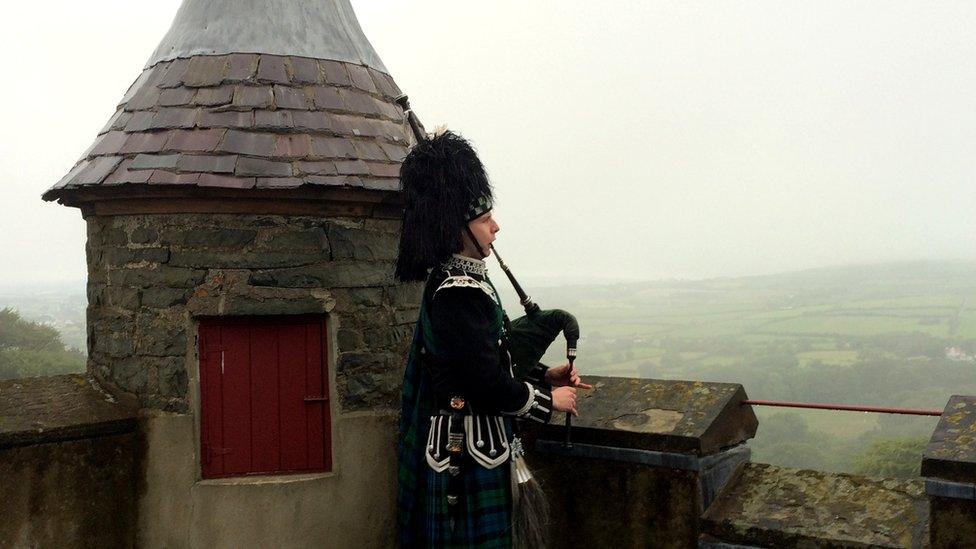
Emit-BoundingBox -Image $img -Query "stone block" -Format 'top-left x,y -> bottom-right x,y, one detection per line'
249,261 -> 393,289
112,266 -> 207,289
336,328 -> 363,351
130,227 -> 158,245
104,247 -> 170,266
137,319 -> 188,357
157,357 -> 188,399
141,287 -> 191,308
266,228 -> 329,251
327,224 -> 397,261
105,286 -> 141,310
168,250 -> 307,269
183,228 -> 257,248
112,358 -> 154,395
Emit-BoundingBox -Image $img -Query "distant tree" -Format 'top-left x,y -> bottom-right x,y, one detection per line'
0,307 -> 85,380
851,437 -> 927,478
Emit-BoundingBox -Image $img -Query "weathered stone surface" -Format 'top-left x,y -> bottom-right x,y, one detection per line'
130,227 -> 158,244
111,265 -> 207,288
104,246 -> 170,266
0,431 -> 143,548
85,213 -> 410,412
183,228 -> 257,248
922,395 -> 976,484
0,374 -> 137,449
327,223 -> 397,261
537,377 -> 759,456
701,462 -> 929,548
250,261 -> 393,288
929,496 -> 976,548
141,287 -> 191,308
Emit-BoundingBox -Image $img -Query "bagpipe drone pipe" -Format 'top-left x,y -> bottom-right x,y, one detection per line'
396,95 -> 581,446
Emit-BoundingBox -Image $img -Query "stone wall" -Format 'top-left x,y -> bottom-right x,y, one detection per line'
85,211 -> 420,413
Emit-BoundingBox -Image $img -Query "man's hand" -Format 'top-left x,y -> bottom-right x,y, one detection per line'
545,362 -> 593,390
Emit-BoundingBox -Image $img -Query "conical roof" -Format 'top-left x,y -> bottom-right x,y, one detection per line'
43,0 -> 409,205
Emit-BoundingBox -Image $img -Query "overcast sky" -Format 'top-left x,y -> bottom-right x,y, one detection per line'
1,1 -> 974,289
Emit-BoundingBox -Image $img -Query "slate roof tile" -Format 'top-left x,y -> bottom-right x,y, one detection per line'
217,130 -> 276,156
257,55 -> 290,84
335,159 -> 369,175
292,111 -> 335,132
338,89 -> 381,116
99,110 -> 131,135
119,68 -> 156,105
183,56 -> 228,87
149,108 -> 199,130
159,87 -> 196,107
378,142 -> 408,162
165,129 -> 225,152
236,157 -> 293,177
310,136 -> 357,159
89,131 -> 129,156
256,177 -> 303,189
366,161 -> 400,178
233,86 -> 274,109
225,54 -> 259,82
320,60 -> 351,86
273,135 -> 311,159
368,67 -> 399,99
124,111 -> 156,132
289,57 -> 321,84
194,85 -> 235,106
273,85 -> 309,110
102,159 -> 153,185
198,173 -> 255,189
312,86 -> 343,110
198,110 -> 254,129
297,161 -> 337,175
120,132 -> 171,154
131,153 -> 181,170
75,156 -> 124,185
157,58 -> 189,88
362,178 -> 401,191
305,175 -> 348,186
353,141 -> 388,161
254,110 -> 294,130
149,170 -> 201,185
124,85 -> 161,111
177,154 -> 237,174
346,64 -> 378,94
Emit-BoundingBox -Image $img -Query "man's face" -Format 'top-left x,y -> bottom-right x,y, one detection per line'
465,211 -> 500,257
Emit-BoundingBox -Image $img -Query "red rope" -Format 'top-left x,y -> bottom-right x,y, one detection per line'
741,399 -> 943,416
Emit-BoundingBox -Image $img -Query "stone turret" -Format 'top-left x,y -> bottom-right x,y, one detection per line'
36,1 -> 418,545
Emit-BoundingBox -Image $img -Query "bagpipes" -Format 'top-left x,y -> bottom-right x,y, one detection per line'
395,95 -> 581,446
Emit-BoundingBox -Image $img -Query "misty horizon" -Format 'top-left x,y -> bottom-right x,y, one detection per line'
2,1 -> 974,287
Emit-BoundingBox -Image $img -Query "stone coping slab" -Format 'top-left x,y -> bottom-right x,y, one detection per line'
701,462 -> 929,548
0,374 -> 139,449
536,376 -> 758,456
922,395 -> 976,484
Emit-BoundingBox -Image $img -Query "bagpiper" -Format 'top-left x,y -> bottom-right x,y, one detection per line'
394,130 -> 583,548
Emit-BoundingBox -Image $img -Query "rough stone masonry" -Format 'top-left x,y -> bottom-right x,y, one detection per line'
85,211 -> 421,413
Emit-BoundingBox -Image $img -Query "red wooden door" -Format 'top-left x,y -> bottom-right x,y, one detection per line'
199,315 -> 331,479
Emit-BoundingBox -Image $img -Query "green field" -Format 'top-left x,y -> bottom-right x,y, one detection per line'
501,261 -> 976,476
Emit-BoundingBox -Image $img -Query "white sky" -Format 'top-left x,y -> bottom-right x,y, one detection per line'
1,1 -> 974,288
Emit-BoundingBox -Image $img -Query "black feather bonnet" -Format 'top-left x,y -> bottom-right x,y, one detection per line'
394,130 -> 493,282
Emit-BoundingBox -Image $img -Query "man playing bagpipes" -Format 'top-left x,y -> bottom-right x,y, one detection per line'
394,129 -> 590,547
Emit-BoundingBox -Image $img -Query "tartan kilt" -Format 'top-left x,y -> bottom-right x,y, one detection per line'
421,453 -> 513,548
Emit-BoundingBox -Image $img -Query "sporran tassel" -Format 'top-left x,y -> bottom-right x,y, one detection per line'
510,437 -> 549,549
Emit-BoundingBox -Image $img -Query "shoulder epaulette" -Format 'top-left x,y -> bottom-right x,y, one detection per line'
435,274 -> 498,303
